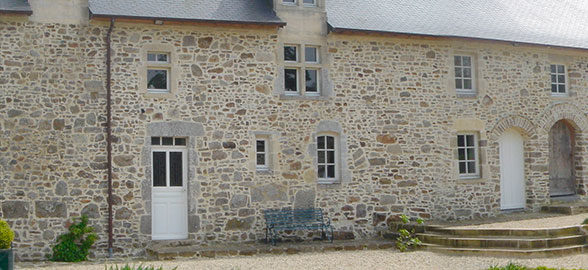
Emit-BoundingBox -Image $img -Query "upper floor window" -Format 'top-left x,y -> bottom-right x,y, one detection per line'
284,44 -> 321,96
550,64 -> 567,96
147,52 -> 171,94
454,55 -> 474,94
317,135 -> 337,183
457,134 -> 479,178
282,0 -> 296,5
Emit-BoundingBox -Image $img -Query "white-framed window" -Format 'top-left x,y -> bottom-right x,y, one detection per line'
550,64 -> 567,96
454,55 -> 474,94
282,0 -> 296,5
147,52 -> 171,93
317,135 -> 337,183
256,138 -> 269,170
283,44 -> 321,96
303,0 -> 316,6
457,134 -> 479,178
151,136 -> 187,188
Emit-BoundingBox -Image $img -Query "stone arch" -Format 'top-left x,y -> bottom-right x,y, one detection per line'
539,102 -> 588,133
489,115 -> 535,140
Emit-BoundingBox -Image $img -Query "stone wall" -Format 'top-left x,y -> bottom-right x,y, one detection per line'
1,15 -> 588,260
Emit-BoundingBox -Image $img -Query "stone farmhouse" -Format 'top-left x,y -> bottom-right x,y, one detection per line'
1,0 -> 588,260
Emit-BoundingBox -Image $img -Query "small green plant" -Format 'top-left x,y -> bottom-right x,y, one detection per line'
394,214 -> 424,252
106,264 -> 177,270
0,219 -> 15,250
488,263 -> 587,270
51,215 -> 97,262
582,218 -> 588,225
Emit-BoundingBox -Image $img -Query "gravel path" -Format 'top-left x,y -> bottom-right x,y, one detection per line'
18,250 -> 588,270
448,213 -> 588,229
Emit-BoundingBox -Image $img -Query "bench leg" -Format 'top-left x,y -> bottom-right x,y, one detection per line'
329,226 -> 334,243
265,227 -> 269,244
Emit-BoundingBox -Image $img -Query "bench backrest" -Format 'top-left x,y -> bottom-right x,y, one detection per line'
264,208 -> 324,228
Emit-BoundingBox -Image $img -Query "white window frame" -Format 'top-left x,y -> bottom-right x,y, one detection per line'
282,0 -> 297,6
283,44 -> 321,96
457,133 -> 479,179
303,0 -> 317,6
255,138 -> 269,171
147,52 -> 171,94
454,55 -> 475,94
317,134 -> 338,184
550,64 -> 567,97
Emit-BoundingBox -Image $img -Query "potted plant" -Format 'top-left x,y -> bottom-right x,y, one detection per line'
0,218 -> 15,270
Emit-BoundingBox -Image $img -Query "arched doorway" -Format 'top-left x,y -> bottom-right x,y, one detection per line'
499,129 -> 526,209
549,120 -> 576,197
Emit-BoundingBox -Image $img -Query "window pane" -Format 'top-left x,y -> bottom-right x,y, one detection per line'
466,148 -> 475,160
463,79 -> 472,89
175,138 -> 186,146
305,69 -> 318,93
162,137 -> 173,145
550,64 -> 556,73
318,165 -> 325,178
157,53 -> 168,62
284,69 -> 298,92
454,56 -> 461,66
458,149 -> 465,161
170,152 -> 183,186
305,47 -> 317,62
551,74 -> 557,83
327,165 -> 335,178
256,140 -> 265,152
466,135 -> 474,146
147,69 -> 168,90
256,153 -> 266,166
283,0 -> 295,3
318,151 -> 325,163
454,67 -> 462,77
317,136 -> 325,149
557,65 -> 564,73
559,84 -> 566,93
467,162 -> 476,174
327,136 -> 334,149
457,135 -> 465,147
327,150 -> 335,163
303,0 -> 315,4
148,53 -> 156,61
463,68 -> 471,78
455,79 -> 462,89
551,84 -> 558,92
463,56 -> 471,66
558,75 -> 565,84
153,152 -> 166,187
151,137 -> 160,145
284,46 -> 297,61
459,162 -> 466,174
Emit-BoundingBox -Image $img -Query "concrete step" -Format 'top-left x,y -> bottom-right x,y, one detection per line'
541,204 -> 588,215
422,243 -> 588,257
426,225 -> 585,238
418,233 -> 586,249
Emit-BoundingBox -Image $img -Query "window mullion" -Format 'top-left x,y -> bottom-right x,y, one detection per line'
166,151 -> 170,187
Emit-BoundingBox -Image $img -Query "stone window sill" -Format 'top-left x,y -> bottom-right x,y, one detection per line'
280,94 -> 328,101
456,177 -> 485,184
256,169 -> 274,175
456,92 -> 477,98
144,92 -> 174,99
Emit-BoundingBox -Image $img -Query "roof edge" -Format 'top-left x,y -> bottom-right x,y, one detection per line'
90,13 -> 286,27
0,9 -> 32,15
329,26 -> 588,52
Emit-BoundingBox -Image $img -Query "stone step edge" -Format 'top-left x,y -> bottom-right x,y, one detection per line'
417,233 -> 586,242
426,225 -> 586,236
422,243 -> 588,253
147,241 -> 396,259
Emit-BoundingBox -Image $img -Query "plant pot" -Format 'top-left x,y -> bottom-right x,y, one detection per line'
0,248 -> 14,270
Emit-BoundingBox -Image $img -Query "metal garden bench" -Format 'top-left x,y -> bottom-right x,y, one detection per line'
263,208 -> 333,245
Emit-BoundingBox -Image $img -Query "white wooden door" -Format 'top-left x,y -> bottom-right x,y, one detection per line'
152,148 -> 188,240
499,129 -> 526,210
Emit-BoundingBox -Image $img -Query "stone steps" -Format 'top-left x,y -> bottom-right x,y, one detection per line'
417,225 -> 588,257
146,240 -> 395,260
541,204 -> 588,215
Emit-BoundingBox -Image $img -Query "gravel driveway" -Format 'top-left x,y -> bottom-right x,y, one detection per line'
19,250 -> 588,270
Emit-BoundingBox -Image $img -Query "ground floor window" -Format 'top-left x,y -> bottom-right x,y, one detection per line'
317,135 -> 337,183
457,133 -> 479,178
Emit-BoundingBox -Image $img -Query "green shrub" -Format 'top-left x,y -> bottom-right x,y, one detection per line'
582,218 -> 588,225
394,214 -> 424,252
0,219 -> 15,249
488,264 -> 587,270
50,215 -> 97,262
106,264 -> 177,270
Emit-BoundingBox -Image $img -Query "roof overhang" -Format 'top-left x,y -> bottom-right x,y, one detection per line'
0,9 -> 32,15
90,13 -> 286,28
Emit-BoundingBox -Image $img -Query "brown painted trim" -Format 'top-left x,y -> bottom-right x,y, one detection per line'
90,14 -> 286,28
329,27 -> 588,52
105,17 -> 115,258
0,10 -> 32,15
